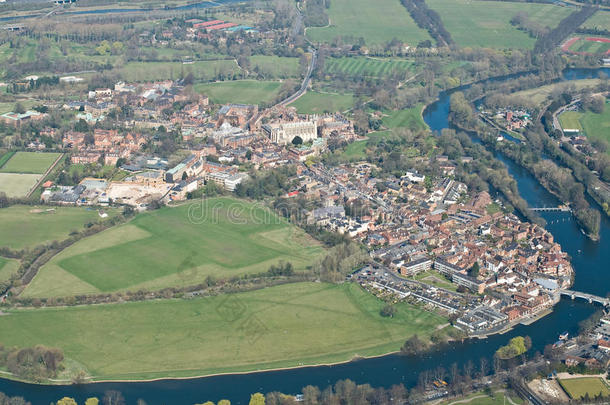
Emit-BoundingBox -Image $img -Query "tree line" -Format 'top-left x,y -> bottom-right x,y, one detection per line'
400,0 -> 455,48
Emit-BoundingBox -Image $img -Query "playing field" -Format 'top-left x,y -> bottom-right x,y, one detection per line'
559,101 -> 610,154
23,198 -> 325,297
565,37 -> 610,55
306,0 -> 431,45
291,91 -> 355,114
426,0 -> 571,49
0,282 -> 448,380
0,256 -> 19,283
559,377 -> 610,400
194,80 -> 282,105
382,105 -> 427,131
559,111 -> 584,132
0,205 -> 117,250
325,57 -> 416,79
0,173 -> 40,198
0,151 -> 61,174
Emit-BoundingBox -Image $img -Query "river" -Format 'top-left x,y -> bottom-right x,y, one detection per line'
0,67 -> 608,404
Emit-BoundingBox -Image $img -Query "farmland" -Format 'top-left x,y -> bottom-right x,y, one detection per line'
23,198 -> 325,297
0,205 -> 117,251
0,282 -> 448,381
306,0 -> 431,45
426,0 -> 571,49
0,151 -> 61,174
194,80 -> 283,105
559,377 -> 610,400
325,57 -> 416,79
291,91 -> 355,114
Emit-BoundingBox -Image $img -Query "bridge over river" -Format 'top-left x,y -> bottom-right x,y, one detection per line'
560,289 -> 610,306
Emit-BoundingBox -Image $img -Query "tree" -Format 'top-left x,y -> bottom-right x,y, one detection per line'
103,391 -> 125,405
401,335 -> 427,355
75,119 -> 89,133
218,401 -> 231,405
14,102 -> 25,114
380,304 -> 397,318
249,393 -> 265,405
292,136 -> 303,146
182,171 -> 188,181
85,399 -> 100,405
56,399 -> 78,405
468,262 -> 479,277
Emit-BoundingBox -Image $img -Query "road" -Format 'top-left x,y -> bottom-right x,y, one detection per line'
276,47 -> 317,107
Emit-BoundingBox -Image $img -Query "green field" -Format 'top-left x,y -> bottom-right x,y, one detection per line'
440,391 -> 524,405
249,55 -> 302,79
0,151 -> 61,174
0,257 -> 19,283
0,205 -> 118,250
306,0 -> 431,45
426,0 -> 571,49
116,60 -> 241,82
0,173 -> 41,198
325,57 -> 416,78
414,270 -> 457,292
291,91 -> 355,114
341,131 -> 392,160
559,377 -> 610,400
23,198 -> 325,297
581,11 -> 610,32
513,79 -> 602,106
559,101 -> 610,153
194,80 -> 282,105
0,282 -> 447,380
568,37 -> 610,54
382,105 -> 428,131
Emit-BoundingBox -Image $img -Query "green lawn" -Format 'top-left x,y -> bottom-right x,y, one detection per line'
291,91 -> 355,114
559,101 -> 610,154
23,198 -> 325,297
116,60 -> 241,82
0,282 -> 448,381
194,80 -> 283,105
426,0 -> 571,49
559,377 -> 610,400
325,57 -> 416,79
306,0 -> 431,45
582,11 -> 610,32
559,111 -> 584,132
568,37 -> 610,54
249,55 -> 302,79
0,205 -> 118,250
0,151 -> 14,169
440,391 -> 524,405
0,151 -> 61,174
0,256 -> 19,283
341,131 -> 392,160
382,105 -> 427,131
0,173 -> 41,198
414,270 -> 457,292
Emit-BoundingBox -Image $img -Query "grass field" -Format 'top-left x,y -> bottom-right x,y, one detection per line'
249,55 -> 302,79
0,256 -> 19,283
439,390 -> 524,405
0,205 -> 117,251
559,101 -> 610,153
325,57 -> 416,78
382,105 -> 428,131
559,111 -> 585,132
0,151 -> 14,169
23,198 -> 325,297
116,60 -> 241,82
512,79 -> 602,106
291,91 -> 355,114
194,80 -> 282,105
568,37 -> 610,54
414,270 -> 457,292
0,282 -> 447,380
426,0 -> 571,49
0,151 -> 61,174
341,131 -> 392,160
306,0 -> 430,45
559,377 -> 610,400
0,173 -> 41,198
581,11 -> 610,32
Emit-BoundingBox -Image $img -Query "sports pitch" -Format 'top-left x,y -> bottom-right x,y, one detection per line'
0,151 -> 61,174
0,205 -> 117,250
194,80 -> 283,105
559,377 -> 610,400
23,198 -> 325,297
0,173 -> 41,198
325,57 -> 416,79
0,282 -> 447,380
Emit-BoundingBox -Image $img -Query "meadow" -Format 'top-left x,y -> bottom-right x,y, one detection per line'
512,79 -> 602,106
581,11 -> 610,31
0,257 -> 19,283
306,0 -> 431,45
0,173 -> 41,198
341,131 -> 392,160
194,80 -> 282,105
0,282 -> 447,380
0,151 -> 61,174
291,91 -> 355,114
559,377 -> 610,400
0,205 -> 117,250
382,105 -> 427,131
115,60 -> 241,82
426,0 -> 571,49
249,55 -> 301,79
325,57 -> 416,79
23,198 -> 325,297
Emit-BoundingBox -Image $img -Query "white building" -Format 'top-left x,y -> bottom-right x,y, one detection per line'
262,120 -> 317,145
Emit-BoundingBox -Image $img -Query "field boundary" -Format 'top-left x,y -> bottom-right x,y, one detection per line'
25,152 -> 64,199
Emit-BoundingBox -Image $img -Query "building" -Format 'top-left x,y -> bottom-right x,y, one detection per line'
262,120 -> 318,145
399,257 -> 432,276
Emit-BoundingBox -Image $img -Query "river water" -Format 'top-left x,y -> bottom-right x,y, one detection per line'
0,67 -> 608,404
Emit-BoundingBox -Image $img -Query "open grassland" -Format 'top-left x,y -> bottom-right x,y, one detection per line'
0,257 -> 19,283
426,0 -> 571,49
115,60 -> 240,82
581,11 -> 610,31
325,57 -> 416,78
0,205 -> 117,250
512,79 -> 602,106
0,282 -> 447,380
559,377 -> 610,399
382,105 -> 427,131
0,151 -> 60,174
291,91 -> 355,114
0,173 -> 41,198
306,0 -> 431,45
249,55 -> 302,78
23,198 -> 325,297
194,80 -> 282,105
